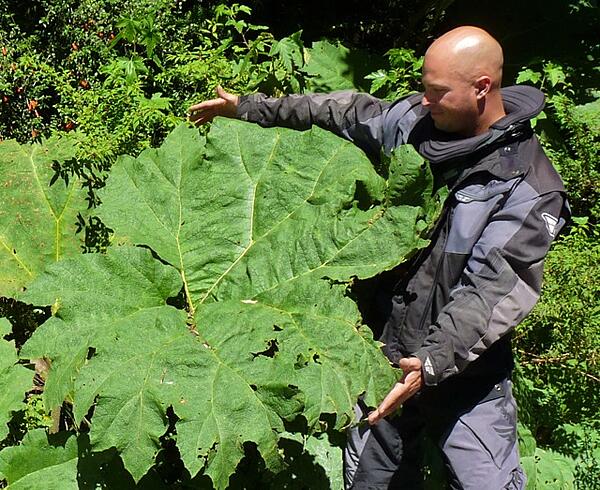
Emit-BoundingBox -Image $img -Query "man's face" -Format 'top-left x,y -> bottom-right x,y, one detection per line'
421,55 -> 480,136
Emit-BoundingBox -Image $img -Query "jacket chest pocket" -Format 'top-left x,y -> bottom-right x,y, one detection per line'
445,180 -> 515,255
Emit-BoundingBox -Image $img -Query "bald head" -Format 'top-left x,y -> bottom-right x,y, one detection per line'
426,26 -> 503,88
421,26 -> 506,136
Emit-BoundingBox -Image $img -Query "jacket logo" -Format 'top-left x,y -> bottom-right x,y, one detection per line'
424,356 -> 435,376
455,191 -> 473,203
541,213 -> 559,238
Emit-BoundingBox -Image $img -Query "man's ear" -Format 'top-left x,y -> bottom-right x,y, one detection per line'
474,76 -> 492,99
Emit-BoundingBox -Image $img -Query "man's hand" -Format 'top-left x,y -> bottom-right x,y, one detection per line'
188,86 -> 239,125
367,357 -> 423,425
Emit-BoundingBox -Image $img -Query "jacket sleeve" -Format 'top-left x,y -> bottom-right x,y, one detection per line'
413,186 -> 569,386
236,91 -> 391,159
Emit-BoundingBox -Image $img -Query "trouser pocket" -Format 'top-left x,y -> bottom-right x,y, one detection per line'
440,380 -> 524,489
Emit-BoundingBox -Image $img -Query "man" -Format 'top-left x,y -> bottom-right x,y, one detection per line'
189,26 -> 569,489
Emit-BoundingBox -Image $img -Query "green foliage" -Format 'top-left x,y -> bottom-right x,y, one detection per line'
513,41 -> 599,490
516,62 -> 569,90
0,1 -> 384,250
515,224 -> 600,423
514,221 -> 600,487
516,62 -> 600,221
280,432 -> 343,489
513,63 -> 599,488
0,1 -> 349,259
21,394 -> 53,433
554,421 -> 600,490
366,48 -> 423,100
549,93 -> 600,221
518,424 -> 577,489
2,121 -> 445,487
0,429 -> 80,488
0,2 -> 312,171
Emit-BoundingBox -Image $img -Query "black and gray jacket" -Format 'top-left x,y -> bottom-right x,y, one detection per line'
237,85 -> 570,387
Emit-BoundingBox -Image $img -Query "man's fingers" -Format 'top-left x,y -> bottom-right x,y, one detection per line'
367,408 -> 382,425
189,113 -> 212,125
367,382 -> 407,425
188,99 -> 227,125
188,98 -> 224,113
189,108 -> 215,123
367,358 -> 424,426
398,356 -> 422,381
398,357 -> 422,372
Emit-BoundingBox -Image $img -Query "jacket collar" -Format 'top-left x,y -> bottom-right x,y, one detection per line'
416,85 -> 545,165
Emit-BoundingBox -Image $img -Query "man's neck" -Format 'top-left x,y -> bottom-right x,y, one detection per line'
472,92 -> 507,136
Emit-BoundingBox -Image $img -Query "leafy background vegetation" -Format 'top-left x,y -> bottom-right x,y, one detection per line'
0,0 -> 598,488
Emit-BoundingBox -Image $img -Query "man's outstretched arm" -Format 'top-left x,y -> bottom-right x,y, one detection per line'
189,86 -> 394,160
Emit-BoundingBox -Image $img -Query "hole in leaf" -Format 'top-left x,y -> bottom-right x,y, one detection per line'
86,346 -> 96,360
201,441 -> 219,465
251,339 -> 279,359
250,384 -> 257,391
77,443 -> 140,488
166,285 -> 187,310
272,324 -> 282,332
312,353 -> 321,364
137,244 -> 169,265
138,407 -> 191,486
294,352 -> 310,368
282,413 -> 308,434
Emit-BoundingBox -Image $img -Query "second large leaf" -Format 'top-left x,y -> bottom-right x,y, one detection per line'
0,137 -> 86,297
21,118 -> 442,488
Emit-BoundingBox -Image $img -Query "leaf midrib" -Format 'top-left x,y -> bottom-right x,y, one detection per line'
195,133 -> 347,308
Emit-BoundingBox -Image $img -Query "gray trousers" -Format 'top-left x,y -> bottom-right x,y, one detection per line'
344,379 -> 526,489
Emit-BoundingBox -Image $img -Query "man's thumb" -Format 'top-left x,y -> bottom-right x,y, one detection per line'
216,85 -> 233,101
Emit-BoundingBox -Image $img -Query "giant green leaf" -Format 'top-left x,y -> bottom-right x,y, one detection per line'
0,137 -> 87,297
18,119 -> 444,487
0,318 -> 32,441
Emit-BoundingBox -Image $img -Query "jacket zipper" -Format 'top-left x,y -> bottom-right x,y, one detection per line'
415,206 -> 452,332
392,199 -> 452,295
